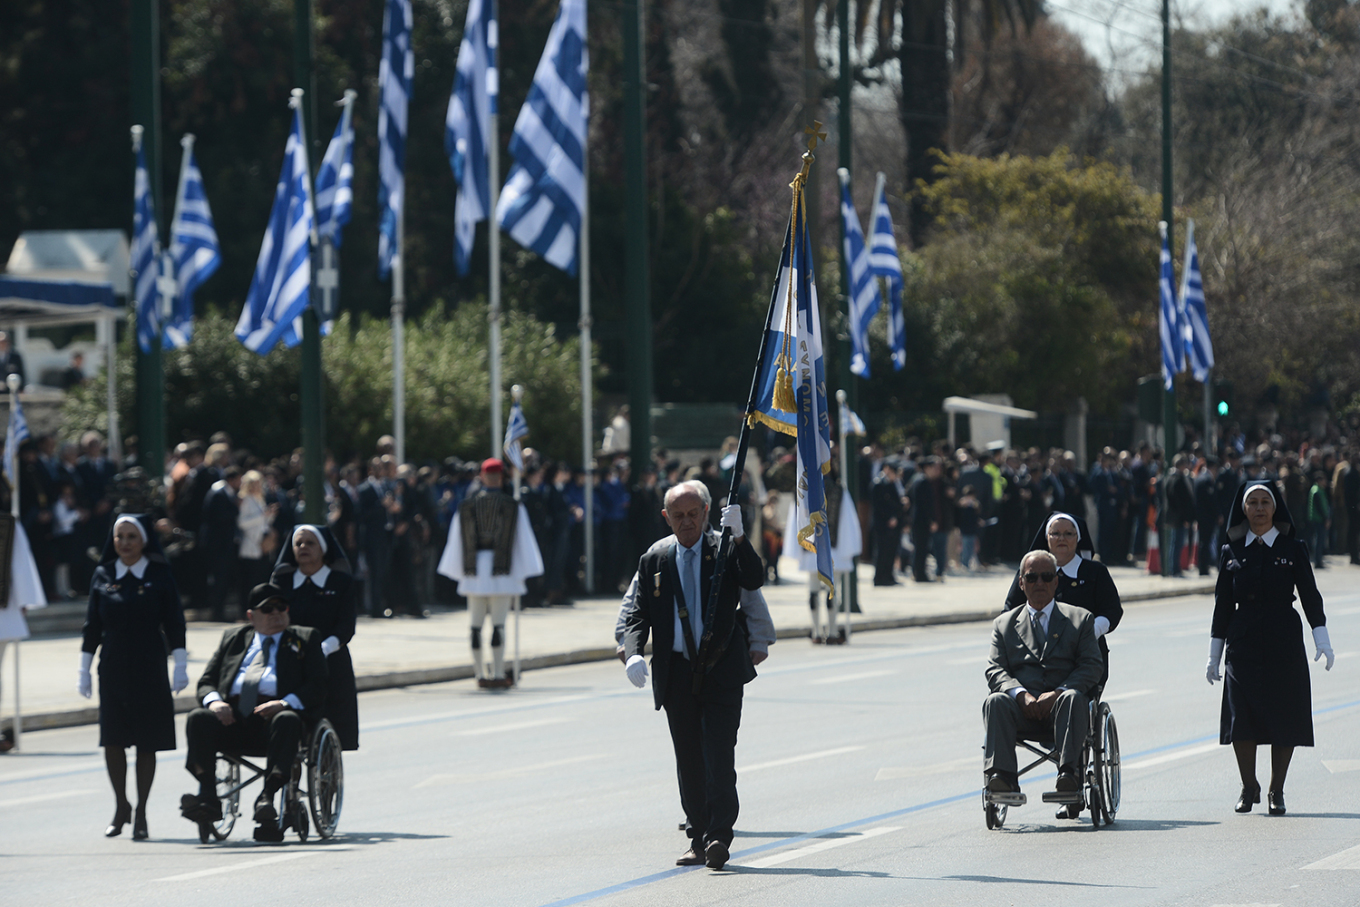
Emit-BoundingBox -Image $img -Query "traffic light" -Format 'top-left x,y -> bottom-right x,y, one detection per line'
1213,379 -> 1234,419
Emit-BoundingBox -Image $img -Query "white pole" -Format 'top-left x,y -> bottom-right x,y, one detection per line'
392,204 -> 406,465
510,383 -> 522,685
101,315 -> 121,468
836,389 -> 851,642
7,372 -> 21,750
489,108 -> 502,458
580,133 -> 594,595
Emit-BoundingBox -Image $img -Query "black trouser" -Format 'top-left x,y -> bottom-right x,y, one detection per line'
663,652 -> 743,850
872,525 -> 899,584
185,705 -> 303,794
1197,521 -> 1217,575
911,529 -> 931,581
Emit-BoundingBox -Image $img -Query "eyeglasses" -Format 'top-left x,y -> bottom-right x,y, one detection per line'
1022,572 -> 1058,583
1047,531 -> 1078,539
253,602 -> 288,614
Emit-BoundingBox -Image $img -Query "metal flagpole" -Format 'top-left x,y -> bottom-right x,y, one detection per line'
836,389 -> 851,643
580,121 -> 594,596
489,103 -> 502,459
7,373 -> 21,750
510,384 -> 522,685
393,212 -> 406,464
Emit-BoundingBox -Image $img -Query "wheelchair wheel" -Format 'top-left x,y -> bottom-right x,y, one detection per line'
307,719 -> 344,839
1097,704 -> 1120,822
984,800 -> 1007,830
211,756 -> 240,841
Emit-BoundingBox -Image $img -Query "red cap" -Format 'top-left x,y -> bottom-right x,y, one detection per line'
481,458 -> 504,474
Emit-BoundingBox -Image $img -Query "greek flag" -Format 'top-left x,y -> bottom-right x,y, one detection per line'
750,188 -> 834,593
1180,221 -> 1214,382
503,401 -> 528,472
377,0 -> 412,280
166,138 -> 220,349
315,99 -> 355,247
132,140 -> 161,354
869,173 -> 906,371
236,105 -> 314,354
4,394 -> 30,484
840,400 -> 867,438
838,169 -> 880,379
447,0 -> 498,276
495,0 -> 588,275
1158,221 -> 1182,390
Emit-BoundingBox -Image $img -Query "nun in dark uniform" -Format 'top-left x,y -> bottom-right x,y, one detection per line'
1003,511 -> 1123,819
77,514 -> 187,840
1206,480 -> 1332,816
272,524 -> 359,750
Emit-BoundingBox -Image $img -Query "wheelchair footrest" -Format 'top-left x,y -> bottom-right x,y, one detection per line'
1040,791 -> 1085,804
985,792 -> 1027,806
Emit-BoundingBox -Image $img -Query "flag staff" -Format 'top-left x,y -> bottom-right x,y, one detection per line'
489,105 -> 502,459
510,382 -> 522,685
7,372 -> 22,751
579,99 -> 594,598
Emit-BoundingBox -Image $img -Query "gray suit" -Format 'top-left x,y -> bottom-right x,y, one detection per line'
983,601 -> 1103,777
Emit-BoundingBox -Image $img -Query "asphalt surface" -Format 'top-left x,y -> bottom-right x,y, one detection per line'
2,565 -> 1357,906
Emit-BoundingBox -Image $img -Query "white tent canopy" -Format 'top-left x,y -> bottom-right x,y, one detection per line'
942,395 -> 1038,450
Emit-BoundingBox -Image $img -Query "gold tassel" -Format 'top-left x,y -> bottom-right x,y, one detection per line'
772,357 -> 797,413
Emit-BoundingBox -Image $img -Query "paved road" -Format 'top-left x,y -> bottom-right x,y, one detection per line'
3,570 -> 1357,906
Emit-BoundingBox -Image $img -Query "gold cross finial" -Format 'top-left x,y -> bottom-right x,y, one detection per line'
805,120 -> 827,152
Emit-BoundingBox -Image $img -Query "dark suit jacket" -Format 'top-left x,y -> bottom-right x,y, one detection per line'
986,601 -> 1103,698
908,474 -> 940,535
871,478 -> 903,530
196,624 -> 329,715
621,529 -> 764,710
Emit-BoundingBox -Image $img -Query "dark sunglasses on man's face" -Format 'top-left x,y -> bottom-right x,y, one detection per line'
254,602 -> 288,615
1023,572 -> 1057,583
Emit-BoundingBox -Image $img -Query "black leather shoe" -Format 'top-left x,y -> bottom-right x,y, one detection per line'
675,844 -> 706,866
986,774 -> 1020,794
253,791 -> 279,825
1055,771 -> 1080,793
180,793 -> 222,823
132,810 -> 149,841
1055,803 -> 1082,819
106,801 -> 132,837
705,840 -> 730,870
1235,784 -> 1260,813
1268,789 -> 1286,816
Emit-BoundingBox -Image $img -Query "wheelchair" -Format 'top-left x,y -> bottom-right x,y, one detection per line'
197,717 -> 344,844
983,688 -> 1120,830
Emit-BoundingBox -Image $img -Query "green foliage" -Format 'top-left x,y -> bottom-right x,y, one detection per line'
62,305 -> 589,465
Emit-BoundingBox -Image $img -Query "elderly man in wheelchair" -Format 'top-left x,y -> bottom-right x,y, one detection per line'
982,550 -> 1119,829
180,583 -> 343,843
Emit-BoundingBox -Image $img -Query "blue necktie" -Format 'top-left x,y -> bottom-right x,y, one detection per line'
681,547 -> 699,639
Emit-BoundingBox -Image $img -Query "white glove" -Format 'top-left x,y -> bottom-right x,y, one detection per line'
1206,638 -> 1225,685
1093,616 -> 1110,639
321,636 -> 341,657
625,654 -> 648,688
171,648 -> 189,693
1313,626 -> 1334,671
720,504 -> 744,538
78,651 -> 94,699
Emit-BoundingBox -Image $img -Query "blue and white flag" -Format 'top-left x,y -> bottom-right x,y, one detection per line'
750,187 -> 834,593
838,169 -> 880,379
869,173 -> 905,371
495,0 -> 588,275
236,104 -> 314,354
4,393 -> 30,484
839,400 -> 867,438
166,137 -> 220,349
447,0 -> 498,276
131,138 -> 161,354
1158,221 -> 1182,391
503,400 -> 529,472
315,96 -> 356,247
1180,220 -> 1214,383
377,0 -> 412,280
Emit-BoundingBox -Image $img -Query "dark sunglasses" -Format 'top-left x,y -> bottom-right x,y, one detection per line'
254,602 -> 288,614
1022,572 -> 1058,583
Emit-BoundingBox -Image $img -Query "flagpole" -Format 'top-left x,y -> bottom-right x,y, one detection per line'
393,213 -> 406,465
836,389 -> 852,642
7,373 -> 21,752
488,91 -> 502,458
510,384 -> 523,686
579,107 -> 594,597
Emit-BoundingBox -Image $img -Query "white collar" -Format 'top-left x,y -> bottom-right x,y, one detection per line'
1026,599 -> 1055,622
293,564 -> 332,588
1057,556 -> 1082,579
1246,526 -> 1280,547
115,557 -> 149,579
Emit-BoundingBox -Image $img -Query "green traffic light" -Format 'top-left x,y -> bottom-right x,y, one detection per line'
1217,401 -> 1229,416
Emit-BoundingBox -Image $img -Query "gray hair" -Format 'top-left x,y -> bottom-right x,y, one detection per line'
1020,549 -> 1057,574
664,479 -> 711,512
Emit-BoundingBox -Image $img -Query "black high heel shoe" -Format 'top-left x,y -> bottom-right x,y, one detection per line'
1267,789 -> 1286,816
1234,783 -> 1261,813
105,802 -> 132,837
132,809 -> 149,840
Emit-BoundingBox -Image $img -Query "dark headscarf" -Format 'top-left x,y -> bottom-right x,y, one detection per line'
1024,511 -> 1096,561
273,523 -> 352,575
98,513 -> 169,565
1226,478 -> 1295,542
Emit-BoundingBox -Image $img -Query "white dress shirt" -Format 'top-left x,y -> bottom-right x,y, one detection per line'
202,631 -> 303,711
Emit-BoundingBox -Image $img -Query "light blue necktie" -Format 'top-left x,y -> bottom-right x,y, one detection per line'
681,547 -> 699,640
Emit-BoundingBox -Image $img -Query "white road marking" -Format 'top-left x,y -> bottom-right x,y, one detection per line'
1122,742 -> 1219,771
1302,844 -> 1360,871
0,789 -> 92,809
453,717 -> 568,737
875,757 -> 975,780
737,746 -> 865,774
1322,760 -> 1360,773
414,754 -> 605,786
154,851 -> 322,882
364,693 -> 599,731
810,669 -> 896,685
1101,689 -> 1156,702
742,825 -> 902,868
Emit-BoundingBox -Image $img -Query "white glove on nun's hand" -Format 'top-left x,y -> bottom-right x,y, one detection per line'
78,651 -> 94,699
720,504 -> 745,539
625,654 -> 648,688
1206,638 -> 1225,685
321,636 -> 341,657
171,648 -> 190,694
1313,626 -> 1334,671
